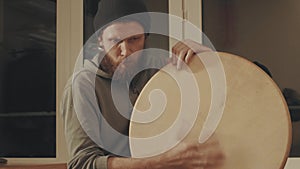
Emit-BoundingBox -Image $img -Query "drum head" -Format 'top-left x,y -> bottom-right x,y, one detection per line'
129,52 -> 291,169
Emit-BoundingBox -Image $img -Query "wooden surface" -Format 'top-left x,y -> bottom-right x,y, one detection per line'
130,52 -> 292,169
0,163 -> 66,169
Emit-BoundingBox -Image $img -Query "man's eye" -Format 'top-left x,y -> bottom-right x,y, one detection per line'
129,36 -> 141,42
111,39 -> 120,43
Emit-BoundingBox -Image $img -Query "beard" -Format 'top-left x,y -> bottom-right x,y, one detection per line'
100,53 -> 142,82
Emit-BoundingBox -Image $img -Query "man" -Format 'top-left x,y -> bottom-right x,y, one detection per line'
61,0 -> 224,168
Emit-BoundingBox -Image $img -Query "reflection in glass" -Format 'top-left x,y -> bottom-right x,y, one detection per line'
0,0 -> 56,157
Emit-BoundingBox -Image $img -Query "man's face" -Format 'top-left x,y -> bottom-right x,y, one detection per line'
99,21 -> 145,79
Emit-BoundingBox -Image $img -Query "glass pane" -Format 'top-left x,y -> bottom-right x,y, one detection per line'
0,0 -> 56,157
203,0 -> 300,157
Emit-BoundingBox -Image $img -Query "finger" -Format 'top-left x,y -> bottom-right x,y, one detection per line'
172,45 -> 181,65
171,43 -> 179,56
167,57 -> 172,64
172,41 -> 184,51
177,50 -> 187,70
172,53 -> 177,65
185,49 -> 195,64
172,41 -> 188,54
193,45 -> 212,54
205,155 -> 225,169
183,39 -> 213,53
205,148 -> 225,167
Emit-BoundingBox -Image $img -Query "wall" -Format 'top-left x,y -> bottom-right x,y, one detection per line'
203,0 -> 300,158
203,0 -> 300,93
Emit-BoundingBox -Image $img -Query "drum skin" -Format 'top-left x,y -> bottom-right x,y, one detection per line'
129,52 -> 292,169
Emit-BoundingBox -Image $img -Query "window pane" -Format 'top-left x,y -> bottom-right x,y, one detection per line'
0,0 -> 56,157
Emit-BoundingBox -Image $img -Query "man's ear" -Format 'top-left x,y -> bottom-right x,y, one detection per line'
97,36 -> 105,51
98,36 -> 103,47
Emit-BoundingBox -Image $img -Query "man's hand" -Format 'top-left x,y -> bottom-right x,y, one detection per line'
108,136 -> 225,169
158,136 -> 225,169
171,39 -> 212,70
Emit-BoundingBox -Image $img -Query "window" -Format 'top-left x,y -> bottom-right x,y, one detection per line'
0,0 -> 56,158
0,0 -> 187,164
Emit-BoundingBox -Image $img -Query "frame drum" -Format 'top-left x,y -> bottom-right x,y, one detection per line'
129,52 -> 291,169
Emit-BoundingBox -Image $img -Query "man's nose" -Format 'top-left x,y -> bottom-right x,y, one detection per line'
119,41 -> 133,57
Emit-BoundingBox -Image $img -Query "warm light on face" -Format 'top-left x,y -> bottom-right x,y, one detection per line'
100,21 -> 145,62
99,21 -> 145,79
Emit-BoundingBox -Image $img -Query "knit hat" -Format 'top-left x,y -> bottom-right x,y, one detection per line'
93,0 -> 150,33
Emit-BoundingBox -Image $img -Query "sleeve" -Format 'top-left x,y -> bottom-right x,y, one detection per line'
60,77 -> 110,169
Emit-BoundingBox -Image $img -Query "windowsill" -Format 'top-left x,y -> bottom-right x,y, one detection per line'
0,112 -> 55,117
0,163 -> 66,169
284,158 -> 300,169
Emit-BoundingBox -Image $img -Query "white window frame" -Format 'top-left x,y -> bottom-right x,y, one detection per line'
4,0 -> 196,165
169,0 -> 202,49
4,0 -> 82,164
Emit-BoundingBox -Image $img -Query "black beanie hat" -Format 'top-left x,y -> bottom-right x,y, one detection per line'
93,0 -> 150,33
